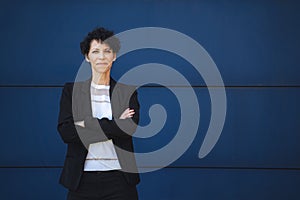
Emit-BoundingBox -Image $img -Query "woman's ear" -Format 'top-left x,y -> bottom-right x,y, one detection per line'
85,54 -> 90,62
113,53 -> 116,61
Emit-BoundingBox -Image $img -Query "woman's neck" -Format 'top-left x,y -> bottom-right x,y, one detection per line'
92,71 -> 110,85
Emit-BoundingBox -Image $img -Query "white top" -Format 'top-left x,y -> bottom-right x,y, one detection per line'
84,82 -> 121,171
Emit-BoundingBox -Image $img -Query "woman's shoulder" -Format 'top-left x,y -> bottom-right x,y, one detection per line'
61,81 -> 84,96
63,80 -> 87,90
62,82 -> 75,91
114,81 -> 137,93
63,82 -> 74,87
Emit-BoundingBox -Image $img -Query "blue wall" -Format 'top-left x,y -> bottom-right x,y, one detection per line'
0,0 -> 299,199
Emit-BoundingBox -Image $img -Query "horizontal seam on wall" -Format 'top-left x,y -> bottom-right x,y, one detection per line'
0,85 -> 300,88
0,166 -> 299,171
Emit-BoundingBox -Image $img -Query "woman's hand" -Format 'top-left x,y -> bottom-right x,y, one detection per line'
119,108 -> 135,119
74,120 -> 85,127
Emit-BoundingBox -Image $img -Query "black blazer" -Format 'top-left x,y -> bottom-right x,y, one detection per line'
57,77 -> 140,191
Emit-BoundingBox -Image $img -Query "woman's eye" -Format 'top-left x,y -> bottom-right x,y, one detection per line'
92,50 -> 99,53
104,50 -> 112,53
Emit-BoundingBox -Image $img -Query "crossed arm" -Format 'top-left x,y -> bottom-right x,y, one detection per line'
74,108 -> 135,127
57,83 -> 140,145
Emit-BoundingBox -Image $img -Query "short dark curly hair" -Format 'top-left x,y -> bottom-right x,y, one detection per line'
80,27 -> 120,55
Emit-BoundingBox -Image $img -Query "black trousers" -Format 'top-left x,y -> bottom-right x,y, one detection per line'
67,171 -> 138,200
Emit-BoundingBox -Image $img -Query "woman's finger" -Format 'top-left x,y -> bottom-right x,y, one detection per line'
119,108 -> 135,119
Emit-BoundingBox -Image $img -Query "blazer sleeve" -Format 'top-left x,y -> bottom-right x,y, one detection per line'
57,83 -> 82,144
57,83 -> 109,144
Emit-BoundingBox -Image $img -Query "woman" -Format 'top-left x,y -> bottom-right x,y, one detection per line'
57,27 -> 140,200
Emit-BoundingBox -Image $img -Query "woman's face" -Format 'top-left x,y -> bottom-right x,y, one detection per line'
85,39 -> 116,74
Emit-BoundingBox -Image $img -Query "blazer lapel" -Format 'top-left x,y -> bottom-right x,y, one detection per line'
72,78 -> 92,121
109,78 -> 121,119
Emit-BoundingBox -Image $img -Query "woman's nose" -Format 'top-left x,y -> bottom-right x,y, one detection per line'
99,51 -> 105,59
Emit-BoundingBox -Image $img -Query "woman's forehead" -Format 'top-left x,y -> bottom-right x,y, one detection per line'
90,40 -> 111,49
